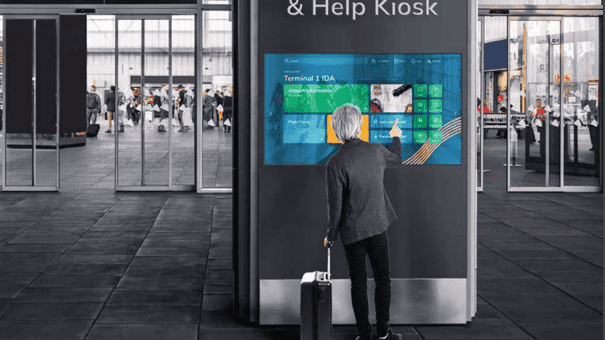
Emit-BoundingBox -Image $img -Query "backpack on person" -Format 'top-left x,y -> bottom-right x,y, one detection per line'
86,92 -> 98,110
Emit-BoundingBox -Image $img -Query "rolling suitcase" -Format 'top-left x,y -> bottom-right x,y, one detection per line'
301,248 -> 332,340
87,124 -> 100,137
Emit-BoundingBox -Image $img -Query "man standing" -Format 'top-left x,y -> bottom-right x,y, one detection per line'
176,84 -> 188,132
202,89 -> 216,130
324,104 -> 403,340
104,85 -> 116,133
86,85 -> 101,129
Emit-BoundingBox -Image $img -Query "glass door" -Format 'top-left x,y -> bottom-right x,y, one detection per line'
507,18 -> 563,190
115,16 -> 176,190
2,16 -> 59,191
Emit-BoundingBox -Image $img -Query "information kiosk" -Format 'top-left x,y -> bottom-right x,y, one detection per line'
235,0 -> 477,325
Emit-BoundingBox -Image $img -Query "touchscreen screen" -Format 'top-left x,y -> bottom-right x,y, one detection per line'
264,54 -> 462,165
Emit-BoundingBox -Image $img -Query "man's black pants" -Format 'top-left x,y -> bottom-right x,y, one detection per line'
343,231 -> 391,339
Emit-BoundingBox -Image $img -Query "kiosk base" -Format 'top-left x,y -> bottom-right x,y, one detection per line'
260,278 -> 467,325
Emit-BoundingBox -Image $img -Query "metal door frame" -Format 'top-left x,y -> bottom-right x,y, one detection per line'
197,7 -> 233,194
2,15 -> 60,192
479,7 -> 602,193
506,16 -> 562,192
477,16 -> 485,192
115,15 -> 193,191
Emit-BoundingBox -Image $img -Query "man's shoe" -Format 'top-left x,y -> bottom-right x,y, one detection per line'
376,329 -> 402,340
105,130 -> 111,133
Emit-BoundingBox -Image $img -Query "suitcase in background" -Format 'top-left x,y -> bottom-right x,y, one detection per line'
87,124 -> 100,137
300,248 -> 332,340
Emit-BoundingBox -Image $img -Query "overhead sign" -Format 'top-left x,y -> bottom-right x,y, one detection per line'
287,0 -> 439,20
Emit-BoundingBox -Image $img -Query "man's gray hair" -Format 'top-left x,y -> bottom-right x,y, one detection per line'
332,104 -> 362,143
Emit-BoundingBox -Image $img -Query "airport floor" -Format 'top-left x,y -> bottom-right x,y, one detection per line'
0,122 -> 601,339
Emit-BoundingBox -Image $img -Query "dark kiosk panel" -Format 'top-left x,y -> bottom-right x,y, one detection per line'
5,20 -> 34,135
36,20 -> 58,136
234,0 -> 476,325
59,15 -> 87,143
239,0 -> 474,326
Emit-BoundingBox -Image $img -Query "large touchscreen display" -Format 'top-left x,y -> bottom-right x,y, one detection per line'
264,54 -> 462,165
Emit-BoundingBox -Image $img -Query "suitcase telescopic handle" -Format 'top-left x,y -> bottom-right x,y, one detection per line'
327,247 -> 331,279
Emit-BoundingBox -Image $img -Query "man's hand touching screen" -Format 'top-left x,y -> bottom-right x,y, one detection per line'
389,119 -> 402,138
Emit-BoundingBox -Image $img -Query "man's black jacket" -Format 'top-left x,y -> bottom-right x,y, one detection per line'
325,137 -> 402,245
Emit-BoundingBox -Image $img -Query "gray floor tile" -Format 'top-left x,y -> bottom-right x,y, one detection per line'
65,244 -> 140,255
29,275 -> 120,288
549,281 -> 603,296
416,319 -> 533,339
0,226 -> 32,235
0,261 -> 52,273
129,256 -> 207,267
490,249 -> 578,261
198,329 -> 300,340
202,294 -> 232,311
86,324 -> 197,340
480,291 -> 602,324
477,278 -> 560,295
123,265 -> 205,279
89,224 -> 152,232
106,291 -> 201,306
0,273 -> 39,285
140,239 -> 208,249
136,248 -> 208,257
480,241 -> 558,251
536,236 -> 603,253
0,285 -> 26,299
44,263 -> 128,276
203,281 -> 233,294
207,259 -> 232,270
571,251 -> 603,268
0,244 -> 72,253
514,259 -> 602,282
206,270 -> 233,282
0,299 -> 10,311
517,321 -> 602,340
0,319 -> 93,339
150,224 -> 212,232
0,302 -> 103,320
0,235 -> 14,243
477,257 -> 536,279
0,252 -> 61,262
200,310 -> 252,329
573,293 -> 604,313
144,232 -> 210,241
54,254 -> 133,265
15,288 -> 112,303
473,302 -> 507,320
96,306 -> 200,324
81,230 -> 148,238
116,276 -> 203,291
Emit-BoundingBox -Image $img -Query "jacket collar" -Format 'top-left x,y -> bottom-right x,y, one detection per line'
340,138 -> 364,148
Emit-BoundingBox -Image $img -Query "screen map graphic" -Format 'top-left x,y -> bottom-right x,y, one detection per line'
264,54 -> 462,165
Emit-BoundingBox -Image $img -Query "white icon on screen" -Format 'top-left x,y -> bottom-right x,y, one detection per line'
371,59 -> 376,63
285,59 -> 289,63
411,60 -> 415,63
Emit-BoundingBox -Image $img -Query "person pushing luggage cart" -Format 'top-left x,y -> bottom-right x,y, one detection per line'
323,104 -> 404,340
